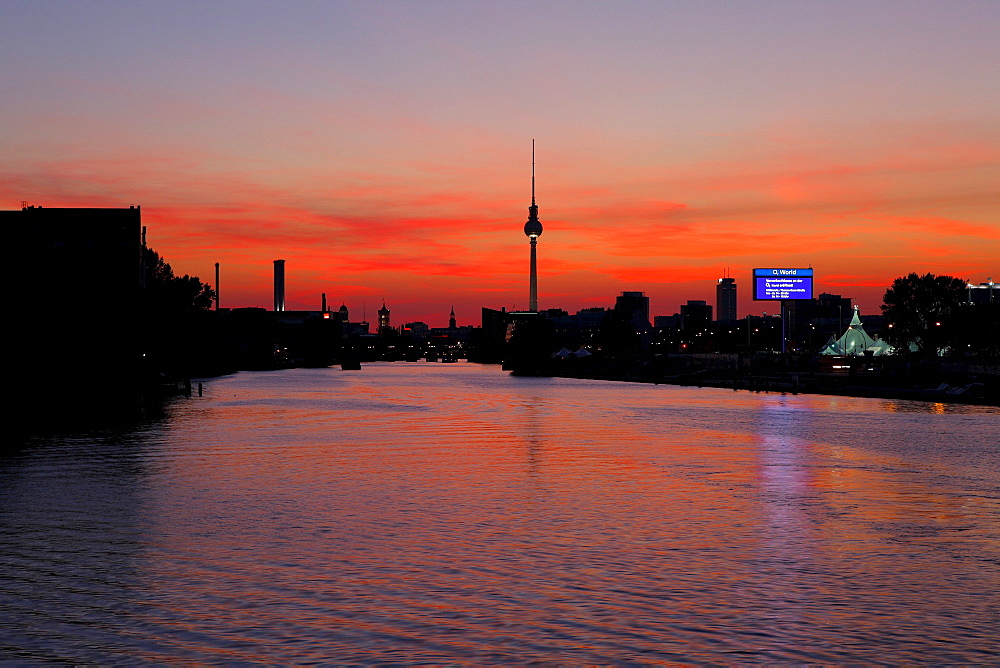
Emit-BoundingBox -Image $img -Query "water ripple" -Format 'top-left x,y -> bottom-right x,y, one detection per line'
2,362 -> 998,663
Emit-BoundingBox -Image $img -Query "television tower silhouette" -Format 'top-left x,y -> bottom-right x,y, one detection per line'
523,140 -> 543,312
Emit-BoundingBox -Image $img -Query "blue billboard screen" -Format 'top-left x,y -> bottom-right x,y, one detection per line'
753,268 -> 814,300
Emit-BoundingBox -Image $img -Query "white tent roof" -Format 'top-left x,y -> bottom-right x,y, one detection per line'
820,307 -> 892,356
552,347 -> 594,358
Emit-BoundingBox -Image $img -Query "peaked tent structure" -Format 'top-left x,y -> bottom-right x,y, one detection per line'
820,307 -> 892,356
552,347 -> 593,359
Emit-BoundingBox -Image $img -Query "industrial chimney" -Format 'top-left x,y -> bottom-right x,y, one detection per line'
273,259 -> 285,312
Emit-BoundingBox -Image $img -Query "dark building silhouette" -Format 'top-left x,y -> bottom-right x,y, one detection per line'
548,307 -> 608,351
4,205 -> 143,405
474,306 -> 549,365
5,205 -> 142,305
615,291 -> 651,326
680,299 -> 713,332
404,321 -> 430,337
969,279 -> 997,304
716,276 -> 737,322
471,306 -> 511,363
654,314 -> 681,329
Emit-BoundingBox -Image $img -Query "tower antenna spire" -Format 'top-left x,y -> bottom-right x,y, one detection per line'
531,139 -> 535,205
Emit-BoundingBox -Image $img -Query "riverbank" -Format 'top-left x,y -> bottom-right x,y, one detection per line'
586,372 -> 997,405
511,354 -> 1000,406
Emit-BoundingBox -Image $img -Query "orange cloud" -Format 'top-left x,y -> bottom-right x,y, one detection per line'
3,114 -> 998,324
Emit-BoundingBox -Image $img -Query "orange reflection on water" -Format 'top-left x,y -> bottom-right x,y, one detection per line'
124,364 -> 1000,663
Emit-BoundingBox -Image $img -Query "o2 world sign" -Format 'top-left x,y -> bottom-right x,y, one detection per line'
753,268 -> 814,301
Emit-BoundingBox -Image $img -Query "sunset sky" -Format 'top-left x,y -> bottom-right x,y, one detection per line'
3,1 -> 998,326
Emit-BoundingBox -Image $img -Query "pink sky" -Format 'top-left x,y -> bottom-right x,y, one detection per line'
2,1 -> 998,326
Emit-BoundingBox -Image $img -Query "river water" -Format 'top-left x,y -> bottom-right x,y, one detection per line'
2,362 -> 998,663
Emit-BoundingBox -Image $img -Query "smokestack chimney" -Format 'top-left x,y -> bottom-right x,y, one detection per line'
322,292 -> 327,312
273,259 -> 285,312
215,262 -> 220,311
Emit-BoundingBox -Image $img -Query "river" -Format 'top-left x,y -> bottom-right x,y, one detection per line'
2,362 -> 998,663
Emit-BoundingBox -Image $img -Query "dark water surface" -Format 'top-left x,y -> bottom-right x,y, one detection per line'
2,362 -> 998,663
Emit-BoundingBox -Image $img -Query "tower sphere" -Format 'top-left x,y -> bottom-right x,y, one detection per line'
524,219 -> 542,238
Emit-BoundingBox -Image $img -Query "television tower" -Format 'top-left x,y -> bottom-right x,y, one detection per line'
523,140 -> 543,312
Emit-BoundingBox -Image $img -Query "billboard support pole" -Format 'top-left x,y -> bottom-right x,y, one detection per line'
781,300 -> 787,354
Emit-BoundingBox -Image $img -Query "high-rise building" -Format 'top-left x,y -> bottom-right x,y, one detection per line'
615,291 -> 650,324
716,276 -> 737,322
523,140 -> 543,312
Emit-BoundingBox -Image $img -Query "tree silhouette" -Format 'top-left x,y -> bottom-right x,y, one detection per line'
143,247 -> 215,312
881,273 -> 967,355
138,247 -> 220,380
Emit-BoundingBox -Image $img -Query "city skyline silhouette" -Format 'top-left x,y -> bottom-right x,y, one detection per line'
2,1 -> 998,326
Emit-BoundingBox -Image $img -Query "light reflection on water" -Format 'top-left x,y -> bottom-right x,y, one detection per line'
2,362 -> 998,663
